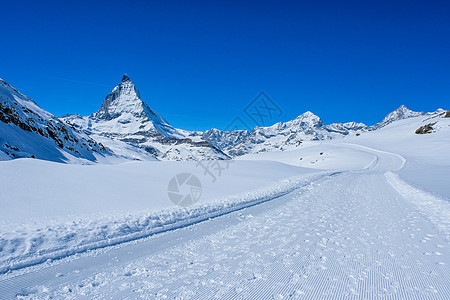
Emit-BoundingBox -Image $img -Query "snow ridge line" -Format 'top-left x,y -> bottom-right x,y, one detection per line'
385,171 -> 450,239
0,171 -> 339,275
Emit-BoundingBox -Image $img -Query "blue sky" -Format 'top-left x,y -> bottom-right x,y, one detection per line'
1,0 -> 449,131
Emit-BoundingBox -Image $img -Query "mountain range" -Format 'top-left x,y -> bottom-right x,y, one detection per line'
0,75 -> 445,163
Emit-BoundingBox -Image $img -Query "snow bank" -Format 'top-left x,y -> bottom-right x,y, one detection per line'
0,159 -> 312,223
385,172 -> 450,238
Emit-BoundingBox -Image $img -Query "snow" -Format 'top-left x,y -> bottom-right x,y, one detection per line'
1,142 -> 448,298
344,112 -> 450,199
385,172 -> 450,238
237,142 -> 377,171
0,158 -> 322,273
1,94 -> 449,298
0,160 -> 314,224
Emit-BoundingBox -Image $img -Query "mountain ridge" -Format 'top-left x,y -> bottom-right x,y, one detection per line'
0,78 -> 111,163
1,75 -> 444,163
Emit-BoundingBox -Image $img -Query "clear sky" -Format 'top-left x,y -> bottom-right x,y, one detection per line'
1,0 -> 449,131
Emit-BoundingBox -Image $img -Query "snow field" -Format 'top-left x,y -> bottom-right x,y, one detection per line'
0,161 -> 330,274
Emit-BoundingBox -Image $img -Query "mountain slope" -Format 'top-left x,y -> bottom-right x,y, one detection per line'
0,78 -> 111,163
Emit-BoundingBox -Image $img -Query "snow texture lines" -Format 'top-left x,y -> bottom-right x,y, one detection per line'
385,171 -> 450,239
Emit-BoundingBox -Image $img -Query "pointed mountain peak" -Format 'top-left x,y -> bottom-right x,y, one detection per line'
295,111 -> 322,123
93,76 -> 151,121
121,74 -> 131,82
297,111 -> 319,118
285,111 -> 324,128
383,105 -> 423,123
395,104 -> 408,112
91,75 -> 183,138
370,105 -> 425,129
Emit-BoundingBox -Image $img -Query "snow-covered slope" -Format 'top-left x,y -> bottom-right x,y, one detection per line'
346,108 -> 450,198
62,75 -> 229,161
0,78 -> 111,163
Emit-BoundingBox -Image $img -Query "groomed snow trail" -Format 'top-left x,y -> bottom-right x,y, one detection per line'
1,148 -> 449,299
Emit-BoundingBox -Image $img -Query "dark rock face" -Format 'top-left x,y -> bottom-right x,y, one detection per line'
122,74 -> 131,82
445,110 -> 450,118
0,78 -> 110,162
415,123 -> 435,134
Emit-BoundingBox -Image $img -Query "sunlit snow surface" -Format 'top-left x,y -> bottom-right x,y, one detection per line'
0,113 -> 449,299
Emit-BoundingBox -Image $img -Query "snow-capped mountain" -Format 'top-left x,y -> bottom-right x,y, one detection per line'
197,111 -> 368,157
195,105 -> 433,157
2,75 -> 438,163
62,75 -> 229,161
370,105 -> 424,130
0,78 -> 110,163
92,74 -> 183,138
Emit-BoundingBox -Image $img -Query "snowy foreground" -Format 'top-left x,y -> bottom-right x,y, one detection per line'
0,116 -> 449,299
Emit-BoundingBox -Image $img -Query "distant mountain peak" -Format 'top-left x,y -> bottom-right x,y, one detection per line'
121,74 -> 131,82
368,104 -> 424,130
392,104 -> 413,115
297,111 -> 319,119
382,105 -> 423,123
290,111 -> 324,128
93,75 -> 149,121
91,75 -> 183,138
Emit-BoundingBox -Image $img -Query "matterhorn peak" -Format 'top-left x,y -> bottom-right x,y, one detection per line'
121,74 -> 131,82
93,75 -> 142,121
91,75 -> 183,139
